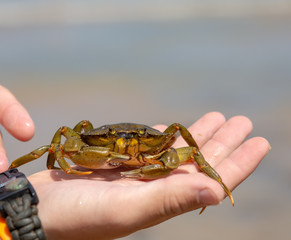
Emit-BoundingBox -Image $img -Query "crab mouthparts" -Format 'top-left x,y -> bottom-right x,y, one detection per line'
115,137 -> 138,155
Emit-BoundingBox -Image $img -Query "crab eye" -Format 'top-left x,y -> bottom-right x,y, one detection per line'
138,128 -> 147,136
108,128 -> 116,135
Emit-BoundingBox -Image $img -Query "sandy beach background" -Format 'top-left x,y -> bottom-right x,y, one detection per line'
1,1 -> 291,239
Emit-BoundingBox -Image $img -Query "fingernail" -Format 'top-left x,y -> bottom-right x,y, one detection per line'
198,189 -> 218,205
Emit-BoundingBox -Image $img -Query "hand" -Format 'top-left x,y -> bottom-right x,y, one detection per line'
28,112 -> 270,240
0,85 -> 35,171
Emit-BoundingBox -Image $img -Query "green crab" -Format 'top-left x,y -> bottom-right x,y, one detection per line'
9,121 -> 234,212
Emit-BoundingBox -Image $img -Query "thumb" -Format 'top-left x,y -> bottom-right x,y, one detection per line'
140,174 -> 220,226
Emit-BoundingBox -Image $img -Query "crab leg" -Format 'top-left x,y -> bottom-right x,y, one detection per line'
54,144 -> 93,175
9,146 -> 50,169
163,123 -> 200,149
73,120 -> 94,134
47,127 -> 62,169
176,147 -> 234,210
162,123 -> 234,211
46,126 -> 82,170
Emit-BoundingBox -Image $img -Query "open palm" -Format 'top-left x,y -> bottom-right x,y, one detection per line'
27,112 -> 269,240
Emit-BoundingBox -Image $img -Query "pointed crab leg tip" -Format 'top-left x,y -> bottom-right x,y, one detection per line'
199,207 -> 206,215
227,192 -> 235,207
221,182 -> 234,207
226,189 -> 234,207
230,196 -> 235,207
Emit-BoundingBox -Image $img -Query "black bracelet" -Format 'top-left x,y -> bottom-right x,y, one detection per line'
0,169 -> 47,240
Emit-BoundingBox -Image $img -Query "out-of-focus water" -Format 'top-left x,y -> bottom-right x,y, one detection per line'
1,16 -> 291,240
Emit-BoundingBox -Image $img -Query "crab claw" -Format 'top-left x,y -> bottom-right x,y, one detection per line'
120,168 -> 143,178
121,164 -> 172,179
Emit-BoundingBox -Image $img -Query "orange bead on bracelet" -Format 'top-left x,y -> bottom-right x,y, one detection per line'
0,215 -> 12,240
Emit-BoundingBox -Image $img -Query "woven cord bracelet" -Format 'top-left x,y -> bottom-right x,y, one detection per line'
1,193 -> 46,240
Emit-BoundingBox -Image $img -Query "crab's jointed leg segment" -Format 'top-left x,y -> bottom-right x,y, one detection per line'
48,126 -> 130,174
54,144 -> 93,175
47,127 -> 62,170
47,125 -> 85,168
73,120 -> 94,134
176,147 -> 234,208
192,150 -> 234,206
9,145 -> 50,169
163,123 -> 200,149
162,123 -> 234,211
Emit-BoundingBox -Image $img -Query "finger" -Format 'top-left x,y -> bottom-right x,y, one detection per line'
208,137 -> 270,202
115,136 -> 269,228
201,115 -> 253,167
0,86 -> 35,141
154,112 -> 225,148
0,131 -> 9,172
106,173 -> 218,232
174,112 -> 226,148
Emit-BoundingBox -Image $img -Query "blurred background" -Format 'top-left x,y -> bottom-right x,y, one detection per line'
1,0 -> 290,239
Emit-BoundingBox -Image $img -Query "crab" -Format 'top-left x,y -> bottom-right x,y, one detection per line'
9,121 -> 234,212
